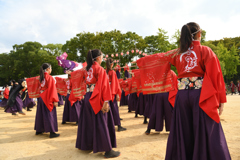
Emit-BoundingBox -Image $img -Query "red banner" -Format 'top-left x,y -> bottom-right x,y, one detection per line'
55,77 -> 68,96
26,76 -> 41,98
137,53 -> 174,94
71,69 -> 86,99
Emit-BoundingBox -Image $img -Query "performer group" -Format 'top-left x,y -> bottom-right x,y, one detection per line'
0,22 -> 233,159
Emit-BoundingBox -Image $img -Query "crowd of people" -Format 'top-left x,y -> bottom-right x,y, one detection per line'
0,22 -> 232,159
227,80 -> 240,95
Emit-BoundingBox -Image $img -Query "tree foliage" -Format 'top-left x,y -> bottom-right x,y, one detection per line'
0,30 -> 240,85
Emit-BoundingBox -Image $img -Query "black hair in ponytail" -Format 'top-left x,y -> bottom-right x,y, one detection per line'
86,49 -> 102,71
39,63 -> 51,82
106,58 -> 114,74
2,84 -> 8,89
179,22 -> 200,54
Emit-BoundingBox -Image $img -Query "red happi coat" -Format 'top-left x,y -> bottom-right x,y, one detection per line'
107,70 -> 121,101
71,62 -> 111,114
238,82 -> 240,91
27,73 -> 59,112
115,65 -> 120,72
229,83 -> 235,92
39,73 -> 59,112
120,79 -> 130,96
137,40 -> 226,123
3,88 -> 9,99
169,40 -> 226,123
124,65 -> 129,71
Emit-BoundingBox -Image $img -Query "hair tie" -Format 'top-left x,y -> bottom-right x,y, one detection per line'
191,28 -> 201,40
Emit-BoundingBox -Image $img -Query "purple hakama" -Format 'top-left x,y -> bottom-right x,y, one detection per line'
0,98 -> 8,108
135,93 -> 145,115
58,93 -> 64,106
143,94 -> 155,118
5,95 -> 23,113
23,92 -> 36,109
76,92 -> 116,153
147,92 -> 173,131
116,70 -> 121,79
62,94 -> 81,123
124,70 -> 130,78
165,89 -> 231,160
128,93 -> 138,111
120,90 -> 129,106
109,98 -> 121,126
34,97 -> 58,133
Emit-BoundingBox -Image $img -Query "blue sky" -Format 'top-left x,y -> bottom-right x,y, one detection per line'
0,0 -> 239,53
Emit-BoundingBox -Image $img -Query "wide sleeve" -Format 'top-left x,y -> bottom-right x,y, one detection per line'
40,74 -> 59,112
26,76 -> 41,98
168,70 -> 178,107
199,46 -> 226,123
69,79 -> 82,106
55,77 -> 68,96
89,67 -> 111,114
110,71 -> 122,101
71,68 -> 86,99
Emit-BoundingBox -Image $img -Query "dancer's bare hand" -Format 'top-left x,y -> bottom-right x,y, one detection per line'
219,103 -> 224,116
101,102 -> 109,114
53,102 -> 58,107
116,95 -> 120,101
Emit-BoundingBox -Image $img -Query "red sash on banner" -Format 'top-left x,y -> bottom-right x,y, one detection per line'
137,53 -> 174,94
55,77 -> 68,96
26,76 -> 41,98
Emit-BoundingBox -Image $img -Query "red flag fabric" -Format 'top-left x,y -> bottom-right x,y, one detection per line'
71,69 -> 86,100
118,79 -> 123,89
55,77 -> 68,96
68,78 -> 83,106
137,53 -> 174,95
26,76 -> 41,98
82,62 -> 87,67
131,69 -> 140,96
123,79 -> 131,96
132,69 -> 142,94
